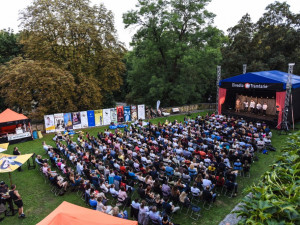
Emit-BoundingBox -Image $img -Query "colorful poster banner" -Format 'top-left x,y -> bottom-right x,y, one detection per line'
0,143 -> 9,153
72,112 -> 81,129
110,108 -> 117,124
94,110 -> 103,126
80,111 -> 88,128
124,106 -> 131,122
64,113 -> 73,130
87,110 -> 95,127
131,105 -> 137,121
44,115 -> 55,133
103,109 -> 111,125
0,153 -> 33,172
138,104 -> 145,120
117,106 -> 124,123
54,113 -> 65,132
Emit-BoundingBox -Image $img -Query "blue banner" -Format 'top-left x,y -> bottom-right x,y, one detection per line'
64,113 -> 73,130
87,110 -> 95,127
124,106 -> 131,122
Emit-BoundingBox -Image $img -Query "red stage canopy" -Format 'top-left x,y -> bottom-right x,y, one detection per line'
0,109 -> 28,124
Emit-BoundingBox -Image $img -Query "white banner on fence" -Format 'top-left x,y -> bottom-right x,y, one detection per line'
103,109 -> 111,125
80,111 -> 88,128
54,113 -> 65,132
138,104 -> 145,120
110,108 -> 117,124
44,115 -> 55,133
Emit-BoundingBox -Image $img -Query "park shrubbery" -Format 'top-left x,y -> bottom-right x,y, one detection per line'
236,132 -> 300,225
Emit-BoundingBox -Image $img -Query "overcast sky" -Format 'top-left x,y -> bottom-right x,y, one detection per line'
0,0 -> 299,48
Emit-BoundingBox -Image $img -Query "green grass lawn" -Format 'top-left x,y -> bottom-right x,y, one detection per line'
0,112 -> 297,225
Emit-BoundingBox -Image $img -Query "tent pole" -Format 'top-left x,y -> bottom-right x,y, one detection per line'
291,94 -> 295,130
8,172 -> 12,186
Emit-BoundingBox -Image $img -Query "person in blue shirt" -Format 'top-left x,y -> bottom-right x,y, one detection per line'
89,195 -> 98,210
149,206 -> 162,225
233,159 -> 242,171
128,168 -> 137,180
165,164 -> 174,176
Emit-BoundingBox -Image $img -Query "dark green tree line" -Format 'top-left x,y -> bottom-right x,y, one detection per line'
222,1 -> 300,77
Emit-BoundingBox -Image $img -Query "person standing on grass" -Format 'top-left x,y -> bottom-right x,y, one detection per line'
9,184 -> 25,218
13,147 -> 22,172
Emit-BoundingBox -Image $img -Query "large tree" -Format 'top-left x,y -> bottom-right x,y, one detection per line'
20,0 -> 126,100
0,57 -> 77,119
123,0 -> 224,106
222,1 -> 300,77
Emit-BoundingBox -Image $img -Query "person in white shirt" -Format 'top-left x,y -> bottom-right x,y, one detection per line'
191,183 -> 202,197
263,102 -> 268,115
256,102 -> 262,114
250,100 -> 255,113
243,100 -> 249,112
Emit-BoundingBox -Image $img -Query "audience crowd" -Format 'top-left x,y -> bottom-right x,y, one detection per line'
38,113 -> 272,224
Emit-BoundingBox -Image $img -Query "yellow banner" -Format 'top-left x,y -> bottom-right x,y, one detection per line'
0,143 -> 9,153
0,153 -> 33,173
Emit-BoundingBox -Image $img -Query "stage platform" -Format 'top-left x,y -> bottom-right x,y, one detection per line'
223,109 -> 278,127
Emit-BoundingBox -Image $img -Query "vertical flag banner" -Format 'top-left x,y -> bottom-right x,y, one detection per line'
124,106 -> 131,122
54,113 -> 65,132
80,111 -> 88,128
64,113 -> 73,130
117,106 -> 124,122
131,105 -> 137,121
138,104 -> 146,120
110,108 -> 117,124
72,112 -> 82,129
103,109 -> 111,125
94,110 -> 103,126
87,110 -> 95,127
0,143 -> 9,153
44,115 -> 55,133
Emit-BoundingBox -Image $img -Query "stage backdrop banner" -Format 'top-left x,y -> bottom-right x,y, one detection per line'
103,109 -> 111,125
80,111 -> 88,128
138,104 -> 145,120
64,113 -> 73,130
117,106 -> 124,122
94,110 -> 103,126
124,106 -> 131,122
87,110 -> 95,127
72,112 -> 82,129
44,115 -> 55,133
54,113 -> 65,132
110,108 -> 117,124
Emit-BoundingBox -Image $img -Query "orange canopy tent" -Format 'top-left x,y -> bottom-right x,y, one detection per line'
0,109 -> 29,124
0,109 -> 32,144
36,201 -> 138,225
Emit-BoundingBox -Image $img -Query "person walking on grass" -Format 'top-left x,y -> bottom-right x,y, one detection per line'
9,184 -> 25,218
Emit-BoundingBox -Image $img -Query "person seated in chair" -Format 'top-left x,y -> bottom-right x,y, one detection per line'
225,169 -> 238,196
149,206 -> 162,224
233,159 -> 242,171
89,195 -> 97,209
117,186 -> 129,206
203,185 -> 216,203
162,197 -> 180,214
96,196 -> 112,214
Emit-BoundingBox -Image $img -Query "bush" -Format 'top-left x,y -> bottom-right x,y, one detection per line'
235,132 -> 300,225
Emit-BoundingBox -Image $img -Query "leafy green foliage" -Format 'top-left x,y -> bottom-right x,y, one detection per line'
222,1 -> 300,77
123,0 -> 225,106
235,132 -> 300,225
0,29 -> 23,64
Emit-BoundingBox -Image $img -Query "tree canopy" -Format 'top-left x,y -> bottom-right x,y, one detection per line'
222,1 -> 300,77
20,0 -> 126,99
123,0 -> 224,106
0,57 -> 77,119
0,29 -> 22,64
